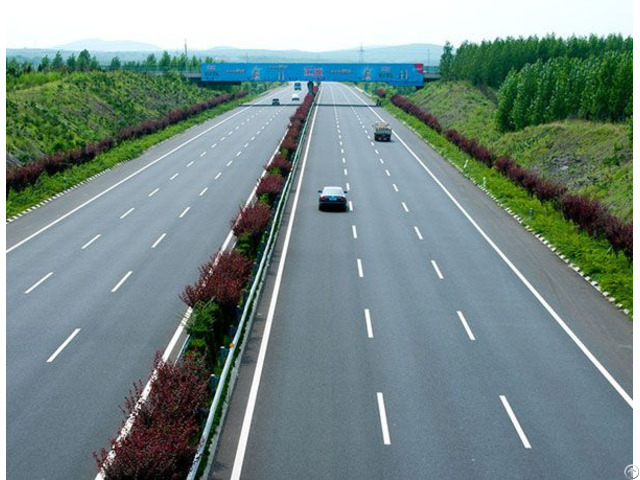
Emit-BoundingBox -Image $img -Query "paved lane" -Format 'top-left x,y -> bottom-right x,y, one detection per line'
6,84 -> 300,479
212,83 -> 632,480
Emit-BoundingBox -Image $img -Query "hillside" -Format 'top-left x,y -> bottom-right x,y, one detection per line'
6,71 -> 223,167
7,43 -> 443,66
409,81 -> 633,222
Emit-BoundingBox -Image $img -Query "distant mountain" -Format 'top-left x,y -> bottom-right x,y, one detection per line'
201,44 -> 444,65
7,42 -> 444,66
53,38 -> 162,52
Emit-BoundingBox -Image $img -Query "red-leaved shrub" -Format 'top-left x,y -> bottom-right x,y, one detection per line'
94,351 -> 209,480
180,250 -> 253,308
256,174 -> 285,204
232,203 -> 272,238
265,153 -> 292,176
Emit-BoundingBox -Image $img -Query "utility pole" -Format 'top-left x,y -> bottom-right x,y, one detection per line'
359,43 -> 365,63
184,39 -> 188,71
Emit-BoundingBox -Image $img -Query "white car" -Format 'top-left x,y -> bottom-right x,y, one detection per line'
291,93 -> 300,101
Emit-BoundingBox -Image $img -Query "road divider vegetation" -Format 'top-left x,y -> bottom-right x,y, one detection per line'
94,91 -> 316,478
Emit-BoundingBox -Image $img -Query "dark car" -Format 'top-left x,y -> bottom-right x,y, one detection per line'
272,98 -> 280,106
318,186 -> 348,211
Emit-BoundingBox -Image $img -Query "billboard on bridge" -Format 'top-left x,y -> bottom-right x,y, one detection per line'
201,62 -> 424,86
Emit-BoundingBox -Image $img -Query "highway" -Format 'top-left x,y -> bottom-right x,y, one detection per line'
212,83 -> 632,479
5,84 -> 303,479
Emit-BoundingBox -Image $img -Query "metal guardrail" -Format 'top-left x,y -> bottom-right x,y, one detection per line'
186,93 -> 317,479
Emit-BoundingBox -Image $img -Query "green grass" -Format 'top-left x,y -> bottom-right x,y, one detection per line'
6,70 -> 227,164
6,94 -> 257,219
409,81 -> 633,222
385,101 -> 632,317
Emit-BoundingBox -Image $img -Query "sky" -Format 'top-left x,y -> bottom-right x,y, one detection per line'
4,0 -> 634,52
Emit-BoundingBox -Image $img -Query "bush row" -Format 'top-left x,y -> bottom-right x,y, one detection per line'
389,94 -> 632,261
182,91 -> 315,360
390,94 -> 442,133
95,90 -> 316,478
94,351 -> 210,479
7,91 -> 247,195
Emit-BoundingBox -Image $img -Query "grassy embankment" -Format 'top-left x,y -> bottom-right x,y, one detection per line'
386,81 -> 632,315
6,71 -> 263,218
410,81 -> 632,222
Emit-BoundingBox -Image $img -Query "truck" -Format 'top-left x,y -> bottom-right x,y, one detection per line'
373,122 -> 392,141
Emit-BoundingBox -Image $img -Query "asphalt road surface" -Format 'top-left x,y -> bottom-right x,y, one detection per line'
211,83 -> 632,480
6,84 -> 303,479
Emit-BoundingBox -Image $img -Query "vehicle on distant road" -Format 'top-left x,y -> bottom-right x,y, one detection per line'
373,121 -> 392,141
291,93 -> 300,101
318,186 -> 348,212
272,98 -> 280,106
294,82 -> 302,90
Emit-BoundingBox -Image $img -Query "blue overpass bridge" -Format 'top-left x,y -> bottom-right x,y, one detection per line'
200,62 -> 433,86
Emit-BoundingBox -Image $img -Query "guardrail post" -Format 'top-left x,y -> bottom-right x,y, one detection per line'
209,374 -> 219,393
220,346 -> 228,364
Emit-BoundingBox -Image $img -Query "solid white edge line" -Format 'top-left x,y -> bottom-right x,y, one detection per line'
377,392 -> 391,445
81,234 -> 101,250
500,395 -> 532,449
230,89 -> 322,480
364,309 -> 374,338
357,258 -> 364,278
25,272 -> 54,294
46,328 -> 81,363
431,260 -> 444,280
349,85 -> 632,408
457,311 -> 476,341
111,271 -> 133,293
163,308 -> 192,362
7,106 -> 252,254
151,233 -> 167,249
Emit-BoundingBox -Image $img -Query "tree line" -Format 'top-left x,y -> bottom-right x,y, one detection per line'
496,51 -> 632,131
439,33 -> 632,88
6,49 -> 220,77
